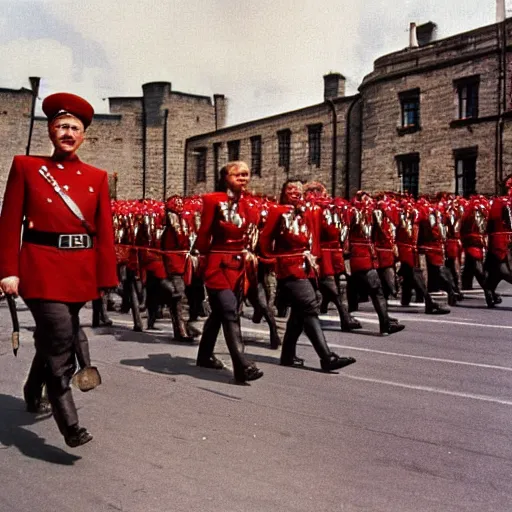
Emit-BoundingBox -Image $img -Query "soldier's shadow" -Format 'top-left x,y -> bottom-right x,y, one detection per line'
119,353 -> 237,384
0,394 -> 81,465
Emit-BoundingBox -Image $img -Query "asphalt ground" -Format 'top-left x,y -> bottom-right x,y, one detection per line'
0,283 -> 511,512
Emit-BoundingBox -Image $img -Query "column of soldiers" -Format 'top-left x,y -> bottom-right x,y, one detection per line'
106,182 -> 512,343
4,89 -> 508,448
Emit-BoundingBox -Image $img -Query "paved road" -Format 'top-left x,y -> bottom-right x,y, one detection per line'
1,284 -> 511,512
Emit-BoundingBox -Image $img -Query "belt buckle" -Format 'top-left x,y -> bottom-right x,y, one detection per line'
58,234 -> 90,249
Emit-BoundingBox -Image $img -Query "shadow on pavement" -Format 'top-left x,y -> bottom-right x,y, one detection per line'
119,353 -> 236,384
0,394 -> 81,465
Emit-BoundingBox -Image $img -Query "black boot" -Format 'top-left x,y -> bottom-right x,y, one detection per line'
64,425 -> 93,448
170,300 -> 194,343
280,313 -> 304,366
302,315 -> 356,371
425,301 -> 450,315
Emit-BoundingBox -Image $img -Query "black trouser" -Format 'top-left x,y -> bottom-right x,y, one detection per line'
246,269 -> 281,348
377,267 -> 397,300
485,253 -> 512,293
426,263 -> 457,303
197,287 -> 252,381
278,278 -> 333,363
318,275 -> 353,329
186,276 -> 207,321
352,269 -> 392,331
463,253 -> 487,293
24,300 -> 85,437
92,294 -> 111,326
399,263 -> 436,309
146,273 -> 191,338
445,258 -> 461,295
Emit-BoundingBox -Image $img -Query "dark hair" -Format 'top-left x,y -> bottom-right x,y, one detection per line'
279,177 -> 304,204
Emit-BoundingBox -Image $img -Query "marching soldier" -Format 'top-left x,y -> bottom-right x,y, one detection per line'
347,194 -> 405,334
0,92 -> 118,447
161,195 -> 199,339
195,161 -> 264,384
485,194 -> 512,304
259,179 -> 356,371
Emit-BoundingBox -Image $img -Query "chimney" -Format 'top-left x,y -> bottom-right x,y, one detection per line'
416,22 -> 437,46
214,94 -> 227,130
409,22 -> 419,48
497,0 -> 505,22
323,73 -> 346,100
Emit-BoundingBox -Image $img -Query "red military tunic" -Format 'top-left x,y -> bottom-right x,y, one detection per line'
0,155 -> 118,302
487,197 -> 512,262
347,207 -> 377,273
373,209 -> 397,270
319,204 -> 347,277
460,203 -> 487,261
396,208 -> 420,268
195,192 -> 258,291
444,207 -> 462,261
161,209 -> 195,276
418,209 -> 445,267
259,203 -> 321,280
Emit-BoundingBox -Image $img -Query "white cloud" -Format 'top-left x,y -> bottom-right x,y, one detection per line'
0,0 -> 498,125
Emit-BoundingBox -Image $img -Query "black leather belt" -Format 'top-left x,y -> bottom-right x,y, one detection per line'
23,229 -> 94,249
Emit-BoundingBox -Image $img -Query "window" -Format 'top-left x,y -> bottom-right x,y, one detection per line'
213,142 -> 221,185
250,136 -> 262,176
277,129 -> 291,170
454,147 -> 477,197
399,88 -> 420,133
195,147 -> 207,183
455,76 -> 479,120
396,153 -> 420,198
227,140 -> 240,161
308,124 -> 322,167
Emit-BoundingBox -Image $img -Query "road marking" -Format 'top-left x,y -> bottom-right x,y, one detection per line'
327,344 -> 512,372
342,374 -> 512,407
320,314 -> 512,330
111,318 -> 512,372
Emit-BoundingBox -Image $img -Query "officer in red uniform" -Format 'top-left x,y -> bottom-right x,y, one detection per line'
259,179 -> 356,371
0,92 -> 118,447
460,198 -> 495,305
161,195 -> 199,339
417,200 -> 458,306
485,194 -> 512,304
316,195 -> 361,332
347,195 -> 405,334
194,161 -> 263,384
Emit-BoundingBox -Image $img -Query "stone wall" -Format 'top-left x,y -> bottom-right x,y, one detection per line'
0,88 -> 33,193
185,96 -> 360,198
359,20 -> 511,196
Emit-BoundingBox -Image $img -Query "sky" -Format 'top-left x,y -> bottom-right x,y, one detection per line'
0,0 -> 501,126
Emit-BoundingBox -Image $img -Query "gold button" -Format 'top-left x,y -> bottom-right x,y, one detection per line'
47,198 -> 52,203
89,186 -> 94,192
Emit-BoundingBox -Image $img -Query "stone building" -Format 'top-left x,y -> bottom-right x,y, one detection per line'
1,18 -> 512,200
359,19 -> 512,197
0,80 -> 226,200
185,73 -> 362,198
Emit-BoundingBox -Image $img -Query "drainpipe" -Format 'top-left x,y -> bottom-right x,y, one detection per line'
325,99 -> 337,196
163,108 -> 169,201
499,17 -> 507,192
183,139 -> 189,196
142,98 -> 147,199
344,95 -> 360,199
26,77 -> 40,156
